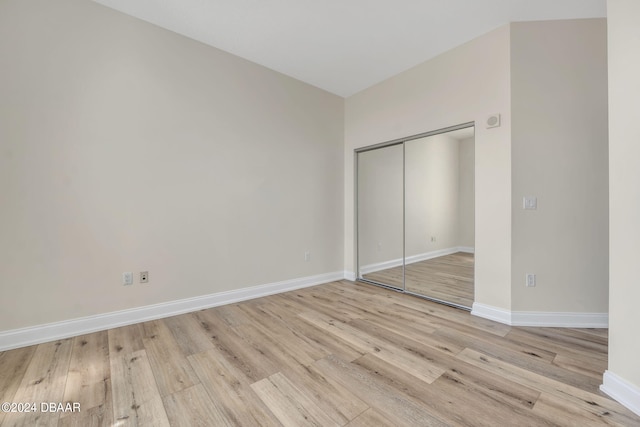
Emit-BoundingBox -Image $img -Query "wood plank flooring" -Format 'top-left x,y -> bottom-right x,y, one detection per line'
1,280 -> 638,426
363,252 -> 474,308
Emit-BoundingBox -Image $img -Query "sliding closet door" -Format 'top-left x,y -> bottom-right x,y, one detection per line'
357,144 -> 404,290
404,127 -> 475,308
356,123 -> 474,309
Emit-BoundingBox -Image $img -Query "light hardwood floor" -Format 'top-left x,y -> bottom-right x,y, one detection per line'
1,280 -> 638,426
363,252 -> 474,308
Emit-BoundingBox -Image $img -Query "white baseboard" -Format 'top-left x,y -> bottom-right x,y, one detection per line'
359,256 -> 404,275
360,247 -> 471,275
457,246 -> 475,254
511,311 -> 608,328
472,303 -> 608,328
405,247 -> 461,265
343,271 -> 356,281
0,271 -> 343,352
601,370 -> 640,417
471,302 -> 512,324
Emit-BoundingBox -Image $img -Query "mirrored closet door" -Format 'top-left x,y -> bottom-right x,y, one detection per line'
356,123 -> 475,309
357,143 -> 404,290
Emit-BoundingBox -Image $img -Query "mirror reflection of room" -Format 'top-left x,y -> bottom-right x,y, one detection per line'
357,125 -> 475,309
404,127 -> 474,307
357,144 -> 404,290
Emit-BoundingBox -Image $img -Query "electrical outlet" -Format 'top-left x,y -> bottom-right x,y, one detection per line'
140,271 -> 149,283
304,251 -> 311,262
123,272 -> 133,286
430,236 -> 436,242
526,273 -> 536,287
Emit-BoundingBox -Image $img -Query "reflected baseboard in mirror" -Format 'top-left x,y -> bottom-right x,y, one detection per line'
360,270 -> 404,290
362,252 -> 474,309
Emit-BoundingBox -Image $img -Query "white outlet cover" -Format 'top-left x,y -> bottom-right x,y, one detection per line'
123,272 -> 133,286
526,274 -> 536,287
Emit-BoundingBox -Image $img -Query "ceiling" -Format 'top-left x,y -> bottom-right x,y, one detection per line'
92,0 -> 606,97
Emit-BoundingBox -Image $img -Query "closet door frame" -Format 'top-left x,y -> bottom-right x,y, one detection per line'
355,121 -> 474,306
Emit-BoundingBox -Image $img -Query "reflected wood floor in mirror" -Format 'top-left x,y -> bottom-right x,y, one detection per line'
363,252 -> 474,308
1,280 -> 637,426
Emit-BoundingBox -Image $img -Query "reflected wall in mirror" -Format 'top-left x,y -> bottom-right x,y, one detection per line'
356,124 -> 475,309
357,144 -> 404,289
404,127 -> 474,307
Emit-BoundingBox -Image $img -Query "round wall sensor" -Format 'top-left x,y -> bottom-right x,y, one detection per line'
486,114 -> 501,128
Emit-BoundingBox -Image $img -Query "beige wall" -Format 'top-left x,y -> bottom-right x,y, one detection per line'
0,0 -> 344,330
0,0 -> 616,341
607,0 -> 640,393
345,25 -> 512,309
510,19 -> 609,312
348,19 -> 608,316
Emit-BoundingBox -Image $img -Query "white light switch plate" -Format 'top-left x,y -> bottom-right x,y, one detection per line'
523,196 -> 537,210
